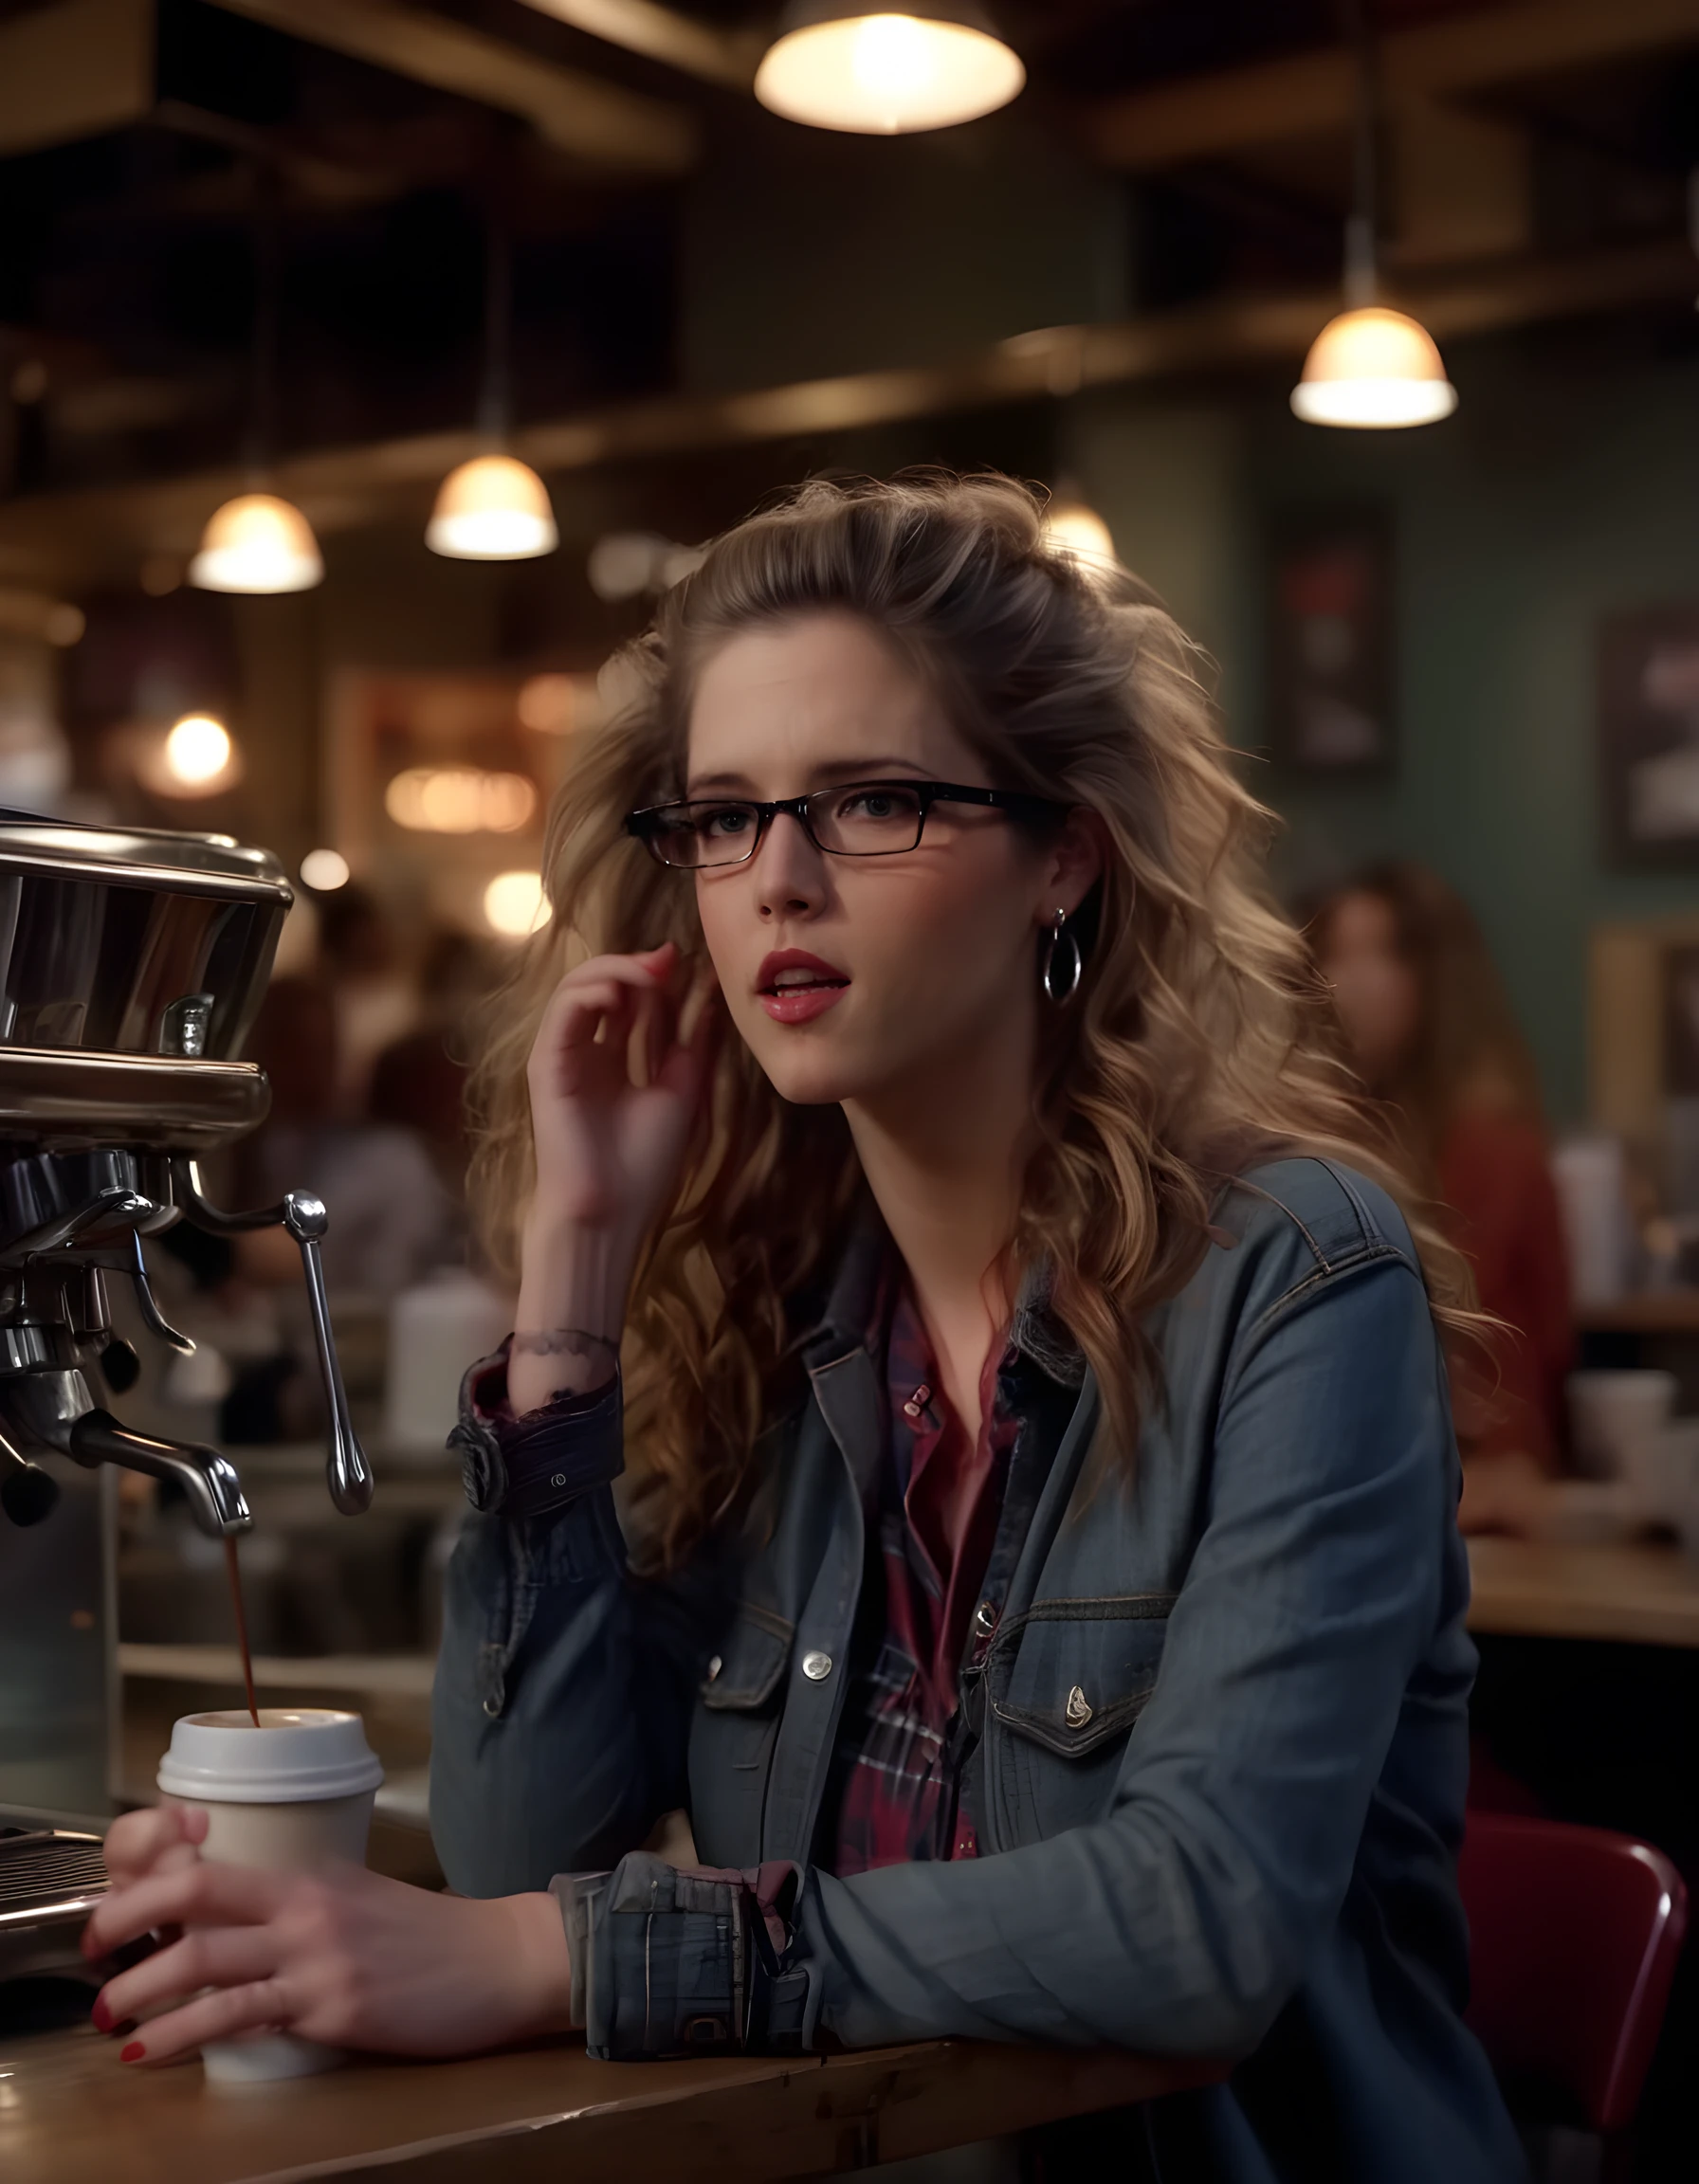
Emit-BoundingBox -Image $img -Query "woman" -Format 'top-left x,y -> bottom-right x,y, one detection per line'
83,477 -> 1519,2181
1309,864 -> 1573,1534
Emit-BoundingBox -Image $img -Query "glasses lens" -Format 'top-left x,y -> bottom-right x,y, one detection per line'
810,783 -> 924,855
649,801 -> 761,867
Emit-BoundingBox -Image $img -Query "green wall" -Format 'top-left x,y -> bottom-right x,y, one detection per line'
1068,320 -> 1699,1126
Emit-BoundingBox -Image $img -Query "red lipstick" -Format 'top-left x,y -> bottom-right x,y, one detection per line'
756,948 -> 849,1025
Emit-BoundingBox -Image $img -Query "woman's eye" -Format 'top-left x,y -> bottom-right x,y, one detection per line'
700,806 -> 752,837
839,789 -> 910,822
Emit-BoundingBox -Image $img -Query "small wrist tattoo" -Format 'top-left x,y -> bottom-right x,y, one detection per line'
512,1327 -> 619,1359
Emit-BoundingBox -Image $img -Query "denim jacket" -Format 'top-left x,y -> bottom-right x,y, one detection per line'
430,1158 -> 1523,2184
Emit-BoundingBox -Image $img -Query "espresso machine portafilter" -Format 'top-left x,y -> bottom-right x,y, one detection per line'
0,812 -> 374,1842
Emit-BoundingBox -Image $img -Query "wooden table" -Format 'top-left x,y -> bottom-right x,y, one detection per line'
1467,1536 -> 1699,1647
0,2024 -> 1222,2184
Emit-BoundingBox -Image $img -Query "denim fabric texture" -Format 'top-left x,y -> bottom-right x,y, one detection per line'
429,1157 -> 1525,2183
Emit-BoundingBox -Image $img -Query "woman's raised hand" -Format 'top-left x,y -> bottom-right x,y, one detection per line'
82,1807 -> 573,2066
513,941 -> 719,1411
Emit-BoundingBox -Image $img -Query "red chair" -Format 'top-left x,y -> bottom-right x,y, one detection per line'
1458,1813 -> 1689,2164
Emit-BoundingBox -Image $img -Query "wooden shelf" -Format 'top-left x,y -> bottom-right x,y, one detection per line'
1467,1537 -> 1699,1648
118,1645 -> 435,1699
1578,1291 -> 1699,1336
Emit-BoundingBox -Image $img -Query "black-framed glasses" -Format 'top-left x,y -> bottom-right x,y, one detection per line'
626,779 -> 1069,871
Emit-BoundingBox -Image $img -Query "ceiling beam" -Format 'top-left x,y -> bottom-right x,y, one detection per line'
1,238 -> 1690,590
204,0 -> 697,173
0,0 -> 154,157
515,0 -> 761,90
1085,0 -> 1699,169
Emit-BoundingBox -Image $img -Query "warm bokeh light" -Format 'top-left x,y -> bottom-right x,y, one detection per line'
300,847 -> 351,891
163,714 -> 233,788
756,9 -> 1025,134
426,456 -> 558,560
484,869 -> 550,937
189,493 -> 324,592
1043,498 -> 1116,570
44,603 -> 85,646
384,767 -> 537,834
518,673 -> 577,733
1290,306 -> 1458,429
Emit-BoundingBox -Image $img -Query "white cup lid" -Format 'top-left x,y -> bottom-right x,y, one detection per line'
156,1709 -> 384,1804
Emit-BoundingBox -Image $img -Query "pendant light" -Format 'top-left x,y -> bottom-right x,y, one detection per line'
429,173 -> 557,561
756,5 -> 1025,135
192,167 -> 324,593
1291,2 -> 1456,431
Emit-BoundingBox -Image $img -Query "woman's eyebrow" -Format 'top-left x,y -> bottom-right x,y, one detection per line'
683,757 -> 933,795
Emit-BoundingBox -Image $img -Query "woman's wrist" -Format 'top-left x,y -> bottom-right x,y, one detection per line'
511,1209 -> 634,1412
502,1892 -> 577,2039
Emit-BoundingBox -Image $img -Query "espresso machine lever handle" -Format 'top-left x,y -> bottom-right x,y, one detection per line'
66,1408 -> 251,1538
170,1159 -> 375,1517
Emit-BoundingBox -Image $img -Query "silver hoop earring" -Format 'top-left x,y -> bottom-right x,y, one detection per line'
1041,908 -> 1082,1006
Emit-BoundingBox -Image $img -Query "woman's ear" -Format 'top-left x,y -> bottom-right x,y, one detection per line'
1041,807 -> 1108,923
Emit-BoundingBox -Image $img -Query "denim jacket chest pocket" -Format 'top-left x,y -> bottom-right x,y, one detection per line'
981,1594 -> 1176,1845
686,1600 -> 794,1866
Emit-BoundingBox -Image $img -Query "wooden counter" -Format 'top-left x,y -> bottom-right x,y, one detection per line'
0,2024 -> 1223,2184
1467,1536 -> 1699,1647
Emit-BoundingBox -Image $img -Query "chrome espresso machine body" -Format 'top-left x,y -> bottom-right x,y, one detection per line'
0,814 -> 372,1852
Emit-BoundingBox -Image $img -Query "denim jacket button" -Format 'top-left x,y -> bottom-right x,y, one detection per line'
706,1654 -> 722,1683
972,1598 -> 999,1637
1065,1684 -> 1092,1727
802,1650 -> 832,1682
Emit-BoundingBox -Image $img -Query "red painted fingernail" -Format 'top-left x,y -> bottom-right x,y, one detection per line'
90,1996 -> 112,2033
119,2042 -> 145,2064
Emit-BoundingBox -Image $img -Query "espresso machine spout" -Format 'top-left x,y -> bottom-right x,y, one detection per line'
66,1409 -> 251,1538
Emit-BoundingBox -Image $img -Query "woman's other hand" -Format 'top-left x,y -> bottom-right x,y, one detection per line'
82,1839 -> 573,2065
513,941 -> 719,1412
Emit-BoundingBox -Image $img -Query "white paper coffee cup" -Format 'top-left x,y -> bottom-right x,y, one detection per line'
156,1708 -> 384,2087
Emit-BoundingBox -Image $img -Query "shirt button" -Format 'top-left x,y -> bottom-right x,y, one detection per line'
972,1598 -> 998,1637
801,1649 -> 832,1682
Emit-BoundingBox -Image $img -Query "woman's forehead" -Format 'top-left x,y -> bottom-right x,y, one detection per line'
685,611 -> 974,785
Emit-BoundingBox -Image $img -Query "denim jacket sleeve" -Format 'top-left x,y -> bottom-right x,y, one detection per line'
429,1348 -> 716,1888
570,1233 -> 1457,2063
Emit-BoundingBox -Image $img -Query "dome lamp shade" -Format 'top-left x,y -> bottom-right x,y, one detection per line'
755,5 -> 1024,135
189,493 -> 323,593
426,455 -> 558,561
1290,305 -> 1458,429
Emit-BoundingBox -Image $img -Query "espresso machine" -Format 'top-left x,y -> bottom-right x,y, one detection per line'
0,812 -> 373,1984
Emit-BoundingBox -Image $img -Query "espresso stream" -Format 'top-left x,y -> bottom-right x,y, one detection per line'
223,1535 -> 261,1726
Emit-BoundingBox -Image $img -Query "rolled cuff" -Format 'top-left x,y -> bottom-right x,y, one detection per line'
448,1339 -> 623,1518
554,1851 -> 812,2061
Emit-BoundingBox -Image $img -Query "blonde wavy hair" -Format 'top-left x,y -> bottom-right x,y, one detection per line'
469,472 -> 1474,1569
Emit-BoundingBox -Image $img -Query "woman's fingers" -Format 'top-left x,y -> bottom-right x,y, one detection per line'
115,1975 -> 296,2068
83,1858 -> 282,1960
96,1923 -> 279,2031
100,1804 -> 208,1886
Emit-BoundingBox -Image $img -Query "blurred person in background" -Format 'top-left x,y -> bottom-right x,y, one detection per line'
369,929 -> 502,1201
1308,862 -> 1572,1535
236,974 -> 456,1298
317,881 -> 418,1117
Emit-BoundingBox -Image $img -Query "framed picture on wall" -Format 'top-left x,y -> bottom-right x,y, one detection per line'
1267,509 -> 1395,773
1598,603 -> 1699,867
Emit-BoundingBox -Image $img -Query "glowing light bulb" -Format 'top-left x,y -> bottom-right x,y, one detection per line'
189,494 -> 323,593
1290,306 -> 1457,429
163,715 -> 232,788
1043,499 -> 1115,570
755,8 -> 1024,134
484,869 -> 551,938
427,457 -> 558,561
300,847 -> 350,891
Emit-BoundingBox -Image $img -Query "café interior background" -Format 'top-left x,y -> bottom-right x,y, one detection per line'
2,0 -> 1699,1805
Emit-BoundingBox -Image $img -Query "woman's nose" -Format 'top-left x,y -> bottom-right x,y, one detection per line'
754,810 -> 825,919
